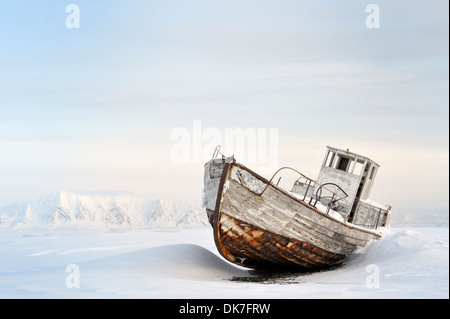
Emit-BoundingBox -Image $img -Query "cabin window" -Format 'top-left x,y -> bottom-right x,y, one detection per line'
369,166 -> 376,180
325,151 -> 335,167
336,156 -> 350,171
352,161 -> 364,176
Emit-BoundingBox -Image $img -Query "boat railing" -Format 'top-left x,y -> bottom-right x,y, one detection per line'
314,183 -> 348,214
264,167 -> 348,214
211,145 -> 236,164
211,145 -> 225,160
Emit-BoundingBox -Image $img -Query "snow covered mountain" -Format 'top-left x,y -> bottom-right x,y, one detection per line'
0,191 -> 208,230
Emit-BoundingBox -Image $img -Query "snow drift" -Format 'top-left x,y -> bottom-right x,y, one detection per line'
82,244 -> 250,281
0,191 -> 208,230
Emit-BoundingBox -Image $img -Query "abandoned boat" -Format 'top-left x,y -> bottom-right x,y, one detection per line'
203,146 -> 391,270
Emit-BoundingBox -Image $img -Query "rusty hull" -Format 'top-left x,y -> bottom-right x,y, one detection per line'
214,212 -> 346,269
209,161 -> 381,270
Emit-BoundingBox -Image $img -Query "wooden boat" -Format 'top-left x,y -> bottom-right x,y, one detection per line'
203,146 -> 391,270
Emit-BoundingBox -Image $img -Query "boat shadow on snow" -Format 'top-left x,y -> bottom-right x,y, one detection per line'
229,262 -> 347,284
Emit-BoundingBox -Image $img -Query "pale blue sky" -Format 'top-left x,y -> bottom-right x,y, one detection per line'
0,1 -> 448,218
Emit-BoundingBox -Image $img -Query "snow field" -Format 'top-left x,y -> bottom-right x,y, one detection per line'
0,225 -> 448,299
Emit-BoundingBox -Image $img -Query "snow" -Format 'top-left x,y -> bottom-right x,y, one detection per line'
0,225 -> 447,299
0,191 -> 448,299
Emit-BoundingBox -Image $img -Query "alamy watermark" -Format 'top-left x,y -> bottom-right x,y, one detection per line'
170,120 -> 279,174
65,4 -> 379,30
365,264 -> 380,289
365,4 -> 380,29
65,264 -> 80,288
65,4 -> 80,29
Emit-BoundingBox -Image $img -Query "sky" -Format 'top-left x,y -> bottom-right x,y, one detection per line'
0,1 -> 448,219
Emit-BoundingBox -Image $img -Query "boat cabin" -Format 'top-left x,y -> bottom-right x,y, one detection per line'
318,146 -> 390,228
292,146 -> 391,229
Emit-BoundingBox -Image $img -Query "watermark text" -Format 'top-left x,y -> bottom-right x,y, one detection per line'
170,120 -> 279,173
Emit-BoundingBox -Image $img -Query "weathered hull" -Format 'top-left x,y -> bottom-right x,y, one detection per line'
205,159 -> 381,270
216,212 -> 347,269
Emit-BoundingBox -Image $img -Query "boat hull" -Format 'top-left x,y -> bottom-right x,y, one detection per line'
215,212 -> 347,269
207,160 -> 381,270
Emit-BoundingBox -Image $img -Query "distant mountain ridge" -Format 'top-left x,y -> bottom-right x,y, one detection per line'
0,191 -> 208,230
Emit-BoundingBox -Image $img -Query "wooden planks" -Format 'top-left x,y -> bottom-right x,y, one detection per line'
216,212 -> 346,269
